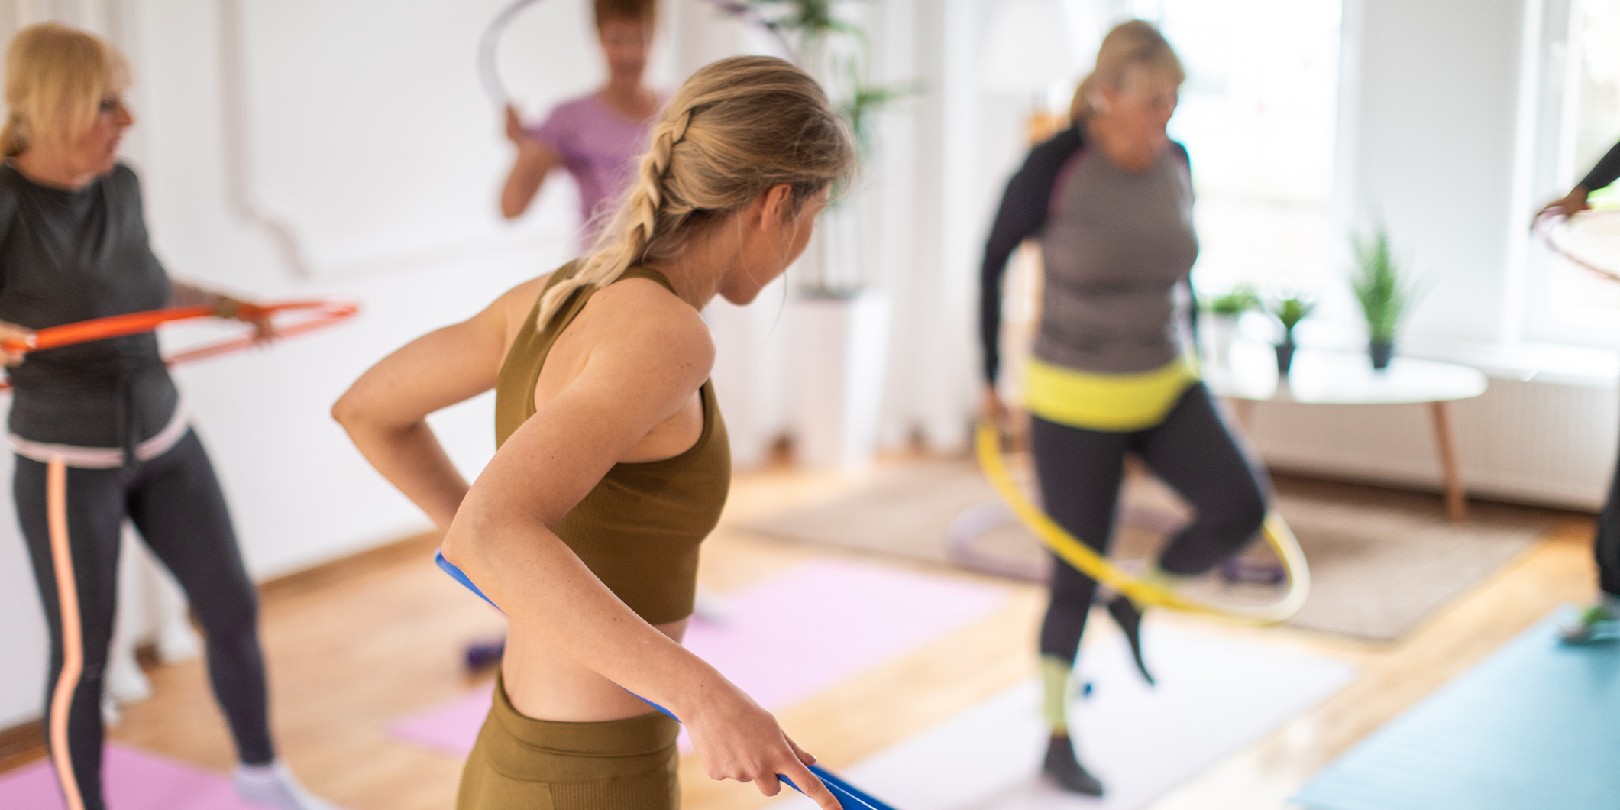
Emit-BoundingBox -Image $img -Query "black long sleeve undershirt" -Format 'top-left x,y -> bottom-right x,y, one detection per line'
1580,139 -> 1620,193
979,127 -> 1083,386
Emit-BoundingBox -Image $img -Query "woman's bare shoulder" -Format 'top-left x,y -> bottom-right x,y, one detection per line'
582,278 -> 714,375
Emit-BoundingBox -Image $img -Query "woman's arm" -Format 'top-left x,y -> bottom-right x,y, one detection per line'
169,279 -> 222,310
169,279 -> 275,340
1537,139 -> 1620,223
501,104 -> 563,220
1578,139 -> 1620,195
979,128 -> 1082,389
0,320 -> 32,365
331,283 -> 526,529
439,287 -> 837,808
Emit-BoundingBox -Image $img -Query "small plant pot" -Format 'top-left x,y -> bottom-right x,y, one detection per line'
1369,339 -> 1395,371
1199,314 -> 1240,366
1274,339 -> 1296,377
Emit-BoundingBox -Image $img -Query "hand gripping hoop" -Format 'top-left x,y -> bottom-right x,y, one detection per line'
1,299 -> 359,389
975,422 -> 1311,625
1535,209 -> 1620,284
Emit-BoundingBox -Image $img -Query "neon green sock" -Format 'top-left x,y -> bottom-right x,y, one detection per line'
1582,598 -> 1619,624
1040,656 -> 1073,735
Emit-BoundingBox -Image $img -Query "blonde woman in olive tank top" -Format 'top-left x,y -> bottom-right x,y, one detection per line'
335,56 -> 855,810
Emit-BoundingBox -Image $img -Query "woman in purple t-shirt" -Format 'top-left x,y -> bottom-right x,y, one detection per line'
499,0 -> 661,247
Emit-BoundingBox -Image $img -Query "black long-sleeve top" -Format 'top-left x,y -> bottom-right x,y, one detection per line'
1580,140 -> 1620,193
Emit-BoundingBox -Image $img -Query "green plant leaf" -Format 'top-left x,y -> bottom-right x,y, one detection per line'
1265,292 -> 1316,333
1349,223 -> 1420,342
1201,284 -> 1260,315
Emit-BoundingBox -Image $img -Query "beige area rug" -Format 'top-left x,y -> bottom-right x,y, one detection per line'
738,461 -> 1551,642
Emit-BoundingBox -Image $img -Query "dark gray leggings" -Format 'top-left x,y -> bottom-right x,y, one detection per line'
13,430 -> 274,810
1596,422 -> 1620,598
1033,383 -> 1270,663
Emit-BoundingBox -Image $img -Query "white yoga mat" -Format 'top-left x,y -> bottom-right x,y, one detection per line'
772,621 -> 1356,809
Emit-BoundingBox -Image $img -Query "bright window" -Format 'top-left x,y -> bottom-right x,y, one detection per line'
1122,0 -> 1344,296
1526,0 -> 1620,345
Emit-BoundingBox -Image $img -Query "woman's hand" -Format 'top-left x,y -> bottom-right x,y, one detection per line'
981,386 -> 1009,428
504,103 -> 525,145
1535,187 -> 1590,226
212,295 -> 275,343
0,320 -> 35,366
682,683 -> 839,809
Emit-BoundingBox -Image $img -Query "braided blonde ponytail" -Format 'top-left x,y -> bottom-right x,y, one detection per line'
534,55 -> 856,327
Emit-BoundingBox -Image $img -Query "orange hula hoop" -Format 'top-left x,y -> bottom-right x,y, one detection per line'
0,298 -> 359,390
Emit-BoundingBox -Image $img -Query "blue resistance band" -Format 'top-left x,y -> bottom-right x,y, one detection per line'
435,552 -> 895,809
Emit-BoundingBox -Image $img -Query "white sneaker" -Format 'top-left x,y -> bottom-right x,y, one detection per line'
233,761 -> 336,810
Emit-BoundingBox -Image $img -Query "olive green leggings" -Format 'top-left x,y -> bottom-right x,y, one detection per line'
457,673 -> 681,809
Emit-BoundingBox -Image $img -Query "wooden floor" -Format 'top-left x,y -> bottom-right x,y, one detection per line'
0,459 -> 1597,810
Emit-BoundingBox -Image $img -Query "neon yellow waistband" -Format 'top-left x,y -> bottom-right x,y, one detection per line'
1023,355 -> 1199,432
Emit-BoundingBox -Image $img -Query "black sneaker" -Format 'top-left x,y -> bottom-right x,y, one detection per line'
1106,594 -> 1154,686
1043,734 -> 1104,797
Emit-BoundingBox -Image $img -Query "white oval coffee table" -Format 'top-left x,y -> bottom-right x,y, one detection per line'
1204,343 -> 1488,521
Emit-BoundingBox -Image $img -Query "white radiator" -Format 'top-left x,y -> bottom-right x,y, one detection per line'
1243,371 -> 1617,512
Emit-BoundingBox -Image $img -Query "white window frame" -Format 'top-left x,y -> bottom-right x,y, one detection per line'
1521,0 -> 1620,349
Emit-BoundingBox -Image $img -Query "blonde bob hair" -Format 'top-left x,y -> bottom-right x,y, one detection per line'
536,55 -> 857,327
1,22 -> 129,158
1069,20 -> 1184,122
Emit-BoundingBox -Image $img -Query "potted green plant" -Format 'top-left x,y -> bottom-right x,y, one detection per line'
710,0 -> 917,469
1197,284 -> 1259,364
714,0 -> 918,296
1350,224 -> 1418,371
1266,292 -> 1315,377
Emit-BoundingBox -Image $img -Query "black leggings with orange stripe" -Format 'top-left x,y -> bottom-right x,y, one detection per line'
13,430 -> 273,810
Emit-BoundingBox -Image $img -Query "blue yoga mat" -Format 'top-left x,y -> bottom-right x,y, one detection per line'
1294,610 -> 1620,810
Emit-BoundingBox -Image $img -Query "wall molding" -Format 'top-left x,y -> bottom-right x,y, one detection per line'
214,0 -> 574,282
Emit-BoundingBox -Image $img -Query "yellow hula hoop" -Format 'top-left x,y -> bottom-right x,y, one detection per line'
975,422 -> 1311,625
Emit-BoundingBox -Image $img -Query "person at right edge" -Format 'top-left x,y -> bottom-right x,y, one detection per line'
1536,135 -> 1620,644
977,20 -> 1271,796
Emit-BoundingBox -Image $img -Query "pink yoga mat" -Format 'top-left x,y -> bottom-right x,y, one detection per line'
0,744 -> 305,810
391,558 -> 1009,755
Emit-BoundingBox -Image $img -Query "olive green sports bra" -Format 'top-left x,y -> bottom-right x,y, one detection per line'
493,264 -> 730,624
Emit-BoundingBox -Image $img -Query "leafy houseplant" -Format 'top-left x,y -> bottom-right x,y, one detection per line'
707,1 -> 914,469
1266,292 -> 1315,377
1197,284 -> 1259,365
711,0 -> 918,296
1350,224 -> 1417,371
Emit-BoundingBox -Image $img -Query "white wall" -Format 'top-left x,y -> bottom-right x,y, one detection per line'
1339,0 -> 1528,347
